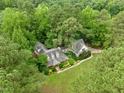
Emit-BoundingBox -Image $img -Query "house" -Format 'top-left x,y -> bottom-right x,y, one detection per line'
34,42 -> 68,67
34,42 -> 47,55
71,39 -> 88,57
45,47 -> 69,67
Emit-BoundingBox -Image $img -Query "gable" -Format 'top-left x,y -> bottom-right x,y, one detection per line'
71,39 -> 88,57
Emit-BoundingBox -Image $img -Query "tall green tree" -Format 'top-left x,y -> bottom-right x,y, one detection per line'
12,28 -> 29,48
14,0 -> 35,13
0,8 -> 36,48
45,17 -> 83,48
93,9 -> 112,48
34,4 -> 49,42
81,6 -> 112,48
0,35 -> 45,93
57,17 -> 83,47
1,8 -> 29,36
106,0 -> 124,16
112,11 -> 124,47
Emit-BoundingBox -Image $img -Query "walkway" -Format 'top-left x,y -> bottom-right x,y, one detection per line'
57,55 -> 93,73
57,47 -> 102,74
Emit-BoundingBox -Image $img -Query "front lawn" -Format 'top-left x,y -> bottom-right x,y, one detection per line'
41,56 -> 95,93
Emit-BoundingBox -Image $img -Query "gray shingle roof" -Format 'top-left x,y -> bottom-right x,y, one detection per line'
71,39 -> 88,57
45,48 -> 68,67
34,42 -> 47,54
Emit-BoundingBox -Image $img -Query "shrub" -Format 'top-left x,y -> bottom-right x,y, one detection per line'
65,50 -> 91,61
68,58 -> 75,66
36,54 -> 48,73
59,61 -> 70,69
78,50 -> 91,60
59,62 -> 65,69
38,64 -> 47,72
48,67 -> 57,74
43,67 -> 49,75
65,51 -> 78,60
37,54 -> 47,64
59,58 -> 75,69
39,66 -> 56,75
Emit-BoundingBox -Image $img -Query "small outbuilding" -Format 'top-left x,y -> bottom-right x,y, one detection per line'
71,39 -> 88,57
45,47 -> 69,67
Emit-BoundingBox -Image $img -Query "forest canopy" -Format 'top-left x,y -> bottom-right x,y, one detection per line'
0,0 -> 124,93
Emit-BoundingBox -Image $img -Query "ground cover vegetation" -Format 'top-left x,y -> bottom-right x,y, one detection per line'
0,0 -> 124,93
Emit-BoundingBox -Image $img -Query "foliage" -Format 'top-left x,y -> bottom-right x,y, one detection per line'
0,0 -> 124,92
72,47 -> 124,93
59,61 -> 70,69
106,0 -> 124,16
1,8 -> 29,35
66,50 -> 91,61
45,5 -> 82,48
12,27 -> 29,48
65,51 -> 78,61
56,17 -> 83,47
37,54 -> 48,65
0,35 -> 26,69
59,58 -> 75,69
0,8 -> 34,48
67,58 -> 76,66
34,4 -> 49,42
0,0 -> 122,49
0,35 -> 45,93
80,6 -> 112,48
78,50 -> 91,60
36,54 -> 48,74
48,67 -> 57,74
112,11 -> 124,47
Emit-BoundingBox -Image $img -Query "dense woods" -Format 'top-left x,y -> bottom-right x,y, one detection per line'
0,0 -> 124,93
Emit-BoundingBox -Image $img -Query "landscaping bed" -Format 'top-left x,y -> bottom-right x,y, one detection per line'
46,50 -> 91,75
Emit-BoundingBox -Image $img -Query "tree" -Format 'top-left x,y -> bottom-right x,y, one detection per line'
106,0 -> 124,16
45,5 -> 66,48
80,6 -> 99,29
80,0 -> 108,11
0,0 -> 13,10
72,47 -> 124,93
45,17 -> 83,48
12,27 -> 29,48
1,8 -> 29,36
14,0 -> 35,13
80,6 -> 112,48
90,0 -> 108,10
36,54 -> 48,73
57,17 -> 83,47
48,4 -> 66,29
0,35 -> 45,93
112,11 -> 124,47
34,4 -> 49,42
93,9 -> 112,48
0,8 -> 36,48
0,35 -> 21,69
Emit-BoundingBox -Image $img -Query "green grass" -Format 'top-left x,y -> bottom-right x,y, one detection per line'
41,56 -> 95,93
